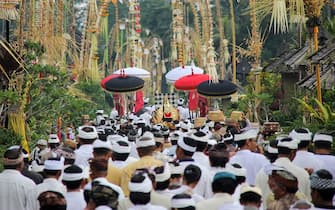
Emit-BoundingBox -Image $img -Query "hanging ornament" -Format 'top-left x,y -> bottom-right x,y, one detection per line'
0,0 -> 20,20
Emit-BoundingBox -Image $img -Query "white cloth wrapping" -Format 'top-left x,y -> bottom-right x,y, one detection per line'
229,150 -> 269,185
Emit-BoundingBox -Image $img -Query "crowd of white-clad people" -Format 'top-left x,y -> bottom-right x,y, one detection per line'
1,105 -> 335,210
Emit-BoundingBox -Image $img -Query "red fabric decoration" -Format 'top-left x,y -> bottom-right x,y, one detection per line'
134,90 -> 144,113
175,74 -> 210,91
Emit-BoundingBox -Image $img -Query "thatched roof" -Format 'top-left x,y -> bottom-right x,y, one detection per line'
263,46 -> 310,73
308,43 -> 335,64
297,63 -> 335,90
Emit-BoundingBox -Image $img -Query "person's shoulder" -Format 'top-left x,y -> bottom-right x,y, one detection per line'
20,173 -> 37,187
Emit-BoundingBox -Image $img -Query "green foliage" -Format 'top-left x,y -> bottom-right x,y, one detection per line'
22,43 -> 107,142
0,90 -> 20,104
295,98 -> 335,131
230,72 -> 281,123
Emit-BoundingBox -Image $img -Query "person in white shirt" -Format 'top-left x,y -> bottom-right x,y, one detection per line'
0,146 -> 38,210
255,136 -> 311,206
197,171 -> 242,210
30,139 -> 48,162
74,126 -> 98,168
175,136 -> 211,198
37,157 -> 67,198
226,163 -> 248,204
313,132 -> 335,179
171,193 -> 196,210
166,133 -> 179,158
229,128 -> 270,185
206,143 -> 230,198
154,164 -> 173,197
40,134 -> 61,163
191,131 -> 211,170
175,164 -> 205,203
127,171 -> 167,210
290,128 -> 325,173
111,138 -> 137,167
62,164 -> 86,210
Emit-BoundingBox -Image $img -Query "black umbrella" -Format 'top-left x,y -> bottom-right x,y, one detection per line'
197,80 -> 237,97
101,75 -> 144,93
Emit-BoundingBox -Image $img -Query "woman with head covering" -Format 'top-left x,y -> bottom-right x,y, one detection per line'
267,166 -> 299,210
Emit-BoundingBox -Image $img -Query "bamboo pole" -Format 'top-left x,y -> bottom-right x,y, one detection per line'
215,0 -> 226,79
18,0 -> 25,54
314,26 -> 322,103
229,0 -> 237,84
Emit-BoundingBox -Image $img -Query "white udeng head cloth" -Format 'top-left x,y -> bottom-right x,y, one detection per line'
44,157 -> 64,170
277,137 -> 299,150
234,128 -> 259,141
136,131 -> 155,148
240,185 -> 262,197
177,137 -> 196,152
171,196 -> 195,208
226,164 -> 247,177
128,173 -> 152,193
48,134 -> 60,143
77,126 -> 98,140
111,140 -> 131,154
93,139 -> 112,150
155,164 -> 171,182
313,133 -> 333,143
289,128 -> 312,142
63,170 -> 84,181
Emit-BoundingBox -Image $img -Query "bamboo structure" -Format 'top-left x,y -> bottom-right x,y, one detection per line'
215,0 -> 227,79
127,0 -> 143,67
189,2 -> 203,67
204,0 -> 218,83
171,0 -> 185,67
229,0 -> 237,84
254,0 -> 325,102
0,0 -> 20,20
79,0 -> 99,81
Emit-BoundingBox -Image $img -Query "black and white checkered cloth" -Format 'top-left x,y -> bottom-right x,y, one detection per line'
154,93 -> 179,107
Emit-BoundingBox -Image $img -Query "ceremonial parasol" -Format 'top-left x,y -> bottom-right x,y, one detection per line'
174,73 -> 210,91
101,72 -> 145,117
197,80 -> 237,97
113,67 -> 150,79
101,72 -> 144,93
165,65 -> 204,84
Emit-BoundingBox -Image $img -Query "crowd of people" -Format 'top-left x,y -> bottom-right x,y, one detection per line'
1,107 -> 335,210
